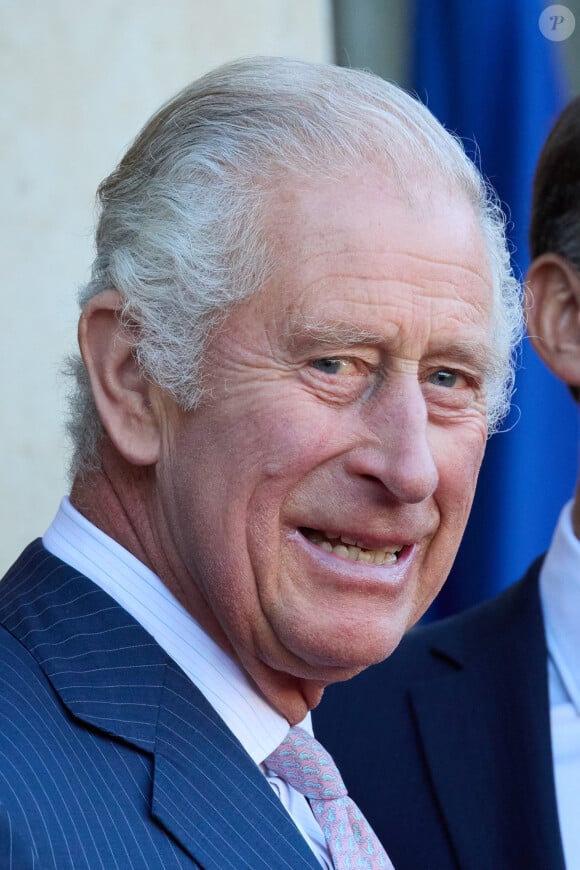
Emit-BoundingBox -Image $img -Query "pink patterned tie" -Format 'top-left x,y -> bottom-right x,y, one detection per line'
265,726 -> 394,869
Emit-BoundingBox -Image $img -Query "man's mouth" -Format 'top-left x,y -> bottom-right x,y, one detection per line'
300,528 -> 403,565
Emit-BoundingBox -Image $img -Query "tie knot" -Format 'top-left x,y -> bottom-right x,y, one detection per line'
264,725 -> 348,800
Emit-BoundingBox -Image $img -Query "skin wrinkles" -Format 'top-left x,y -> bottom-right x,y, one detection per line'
286,323 -> 493,398
291,283 -> 488,350
78,168 -> 496,725
296,262 -> 491,294
134,171 -> 494,724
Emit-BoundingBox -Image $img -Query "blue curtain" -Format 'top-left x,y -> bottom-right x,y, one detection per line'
413,0 -> 579,619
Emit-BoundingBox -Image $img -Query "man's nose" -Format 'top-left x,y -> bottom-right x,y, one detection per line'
346,379 -> 439,504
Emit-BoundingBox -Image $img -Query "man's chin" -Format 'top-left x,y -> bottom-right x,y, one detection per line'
277,635 -> 403,682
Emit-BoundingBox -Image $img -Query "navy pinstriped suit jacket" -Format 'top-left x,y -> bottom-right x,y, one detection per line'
0,541 -> 321,869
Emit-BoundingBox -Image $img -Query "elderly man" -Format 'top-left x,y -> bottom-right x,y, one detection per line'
0,57 -> 520,868
315,96 -> 580,870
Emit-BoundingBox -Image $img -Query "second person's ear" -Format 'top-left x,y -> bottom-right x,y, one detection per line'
525,253 -> 580,389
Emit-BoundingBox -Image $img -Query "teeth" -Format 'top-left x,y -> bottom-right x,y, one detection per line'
333,544 -> 349,558
303,529 -> 401,564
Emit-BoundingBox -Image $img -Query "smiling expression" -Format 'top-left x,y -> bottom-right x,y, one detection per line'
152,170 -> 495,717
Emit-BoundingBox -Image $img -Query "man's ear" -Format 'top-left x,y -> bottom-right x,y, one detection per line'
78,290 -> 163,465
525,253 -> 580,387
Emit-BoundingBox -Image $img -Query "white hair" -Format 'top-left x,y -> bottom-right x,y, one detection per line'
68,56 -> 523,475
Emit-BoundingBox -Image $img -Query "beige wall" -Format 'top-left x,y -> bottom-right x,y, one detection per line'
1,0 -> 333,571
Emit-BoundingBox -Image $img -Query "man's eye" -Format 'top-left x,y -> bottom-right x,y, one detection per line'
310,358 -> 355,375
428,370 -> 459,388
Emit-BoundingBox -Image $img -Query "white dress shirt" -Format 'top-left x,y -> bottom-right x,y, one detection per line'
43,497 -> 331,869
539,501 -> 580,870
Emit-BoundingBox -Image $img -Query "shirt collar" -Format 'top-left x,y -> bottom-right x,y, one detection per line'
540,500 -> 580,713
43,497 -> 309,764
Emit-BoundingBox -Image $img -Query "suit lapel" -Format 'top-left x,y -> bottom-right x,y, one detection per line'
152,664 -> 321,870
1,542 -> 320,870
410,566 -> 566,870
0,540 -> 167,751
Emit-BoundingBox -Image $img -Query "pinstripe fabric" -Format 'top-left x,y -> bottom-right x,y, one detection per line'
0,541 -> 321,869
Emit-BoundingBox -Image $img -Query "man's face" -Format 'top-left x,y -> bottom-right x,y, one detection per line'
154,171 -> 494,710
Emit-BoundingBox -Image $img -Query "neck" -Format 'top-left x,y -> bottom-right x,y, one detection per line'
70,442 -> 224,650
240,663 -> 328,725
71,462 -> 157,569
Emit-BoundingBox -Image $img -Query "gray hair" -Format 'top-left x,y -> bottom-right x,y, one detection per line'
68,56 -> 523,475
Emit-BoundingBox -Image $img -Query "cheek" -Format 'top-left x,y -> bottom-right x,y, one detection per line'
410,425 -> 487,617
176,397 -> 343,569
232,394 -> 344,482
435,420 -> 487,508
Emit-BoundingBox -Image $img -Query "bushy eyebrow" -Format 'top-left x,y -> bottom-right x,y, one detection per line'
433,341 -> 496,380
285,319 -> 496,379
285,319 -> 386,352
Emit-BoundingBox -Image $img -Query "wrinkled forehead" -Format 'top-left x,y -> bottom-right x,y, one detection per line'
264,169 -> 491,289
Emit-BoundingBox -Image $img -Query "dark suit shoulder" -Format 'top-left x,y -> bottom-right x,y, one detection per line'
317,558 -> 544,719
313,557 -> 560,870
371,555 -> 545,682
